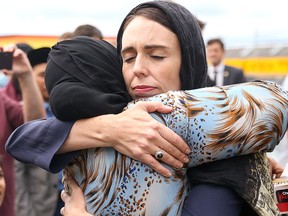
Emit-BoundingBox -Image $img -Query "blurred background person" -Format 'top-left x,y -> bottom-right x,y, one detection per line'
72,24 -> 103,40
206,38 -> 247,86
0,71 -> 10,87
2,43 -> 33,101
196,17 -> 206,32
0,44 -> 45,216
59,32 -> 74,41
12,47 -> 59,216
0,43 -> 33,88
0,155 -> 5,207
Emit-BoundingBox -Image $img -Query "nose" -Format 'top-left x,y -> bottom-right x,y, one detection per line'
132,55 -> 148,77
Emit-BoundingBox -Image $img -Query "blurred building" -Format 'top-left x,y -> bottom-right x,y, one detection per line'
225,45 -> 288,83
0,35 -> 117,48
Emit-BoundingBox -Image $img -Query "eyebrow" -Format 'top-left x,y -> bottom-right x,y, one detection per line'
121,44 -> 169,55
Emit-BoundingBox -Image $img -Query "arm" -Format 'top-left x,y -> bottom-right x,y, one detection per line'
2,45 -> 45,121
6,102 -> 189,177
60,101 -> 191,177
128,81 -> 288,168
5,118 -> 78,173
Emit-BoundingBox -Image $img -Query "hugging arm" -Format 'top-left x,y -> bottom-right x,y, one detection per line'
60,81 -> 287,215
5,118 -> 78,173
134,81 -> 288,167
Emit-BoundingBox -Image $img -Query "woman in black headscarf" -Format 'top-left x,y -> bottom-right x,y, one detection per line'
45,36 -> 131,120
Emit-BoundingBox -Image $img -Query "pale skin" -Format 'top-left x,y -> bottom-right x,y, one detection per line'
0,165 -> 5,207
33,63 -> 49,102
60,17 -> 284,215
1,45 -> 45,122
206,42 -> 225,67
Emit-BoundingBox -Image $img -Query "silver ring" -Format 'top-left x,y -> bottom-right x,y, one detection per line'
154,150 -> 164,160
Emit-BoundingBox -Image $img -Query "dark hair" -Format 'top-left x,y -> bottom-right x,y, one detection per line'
59,32 -> 74,40
196,18 -> 206,31
207,38 -> 225,51
117,1 -> 207,90
73,24 -> 103,40
16,43 -> 33,54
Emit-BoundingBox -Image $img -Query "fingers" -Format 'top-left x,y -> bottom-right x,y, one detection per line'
274,166 -> 284,178
143,154 -> 173,177
137,101 -> 191,157
268,157 -> 284,179
60,207 -> 65,215
2,44 -> 16,52
111,101 -> 191,177
139,101 -> 173,114
61,190 -> 70,203
158,123 -> 190,154
67,177 -> 82,195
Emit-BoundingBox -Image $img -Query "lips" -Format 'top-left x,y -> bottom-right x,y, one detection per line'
132,85 -> 157,97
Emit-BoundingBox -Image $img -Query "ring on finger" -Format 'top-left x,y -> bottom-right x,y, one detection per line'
154,150 -> 164,160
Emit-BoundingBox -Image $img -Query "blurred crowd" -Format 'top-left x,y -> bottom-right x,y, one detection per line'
0,19 -> 287,216
0,24 -> 103,216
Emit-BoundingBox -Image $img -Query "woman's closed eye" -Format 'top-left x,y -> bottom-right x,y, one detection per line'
123,56 -> 136,63
123,54 -> 165,63
151,55 -> 165,60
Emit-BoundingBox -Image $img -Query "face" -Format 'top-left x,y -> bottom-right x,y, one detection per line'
33,63 -> 49,101
121,16 -> 181,99
0,166 -> 6,207
206,42 -> 225,67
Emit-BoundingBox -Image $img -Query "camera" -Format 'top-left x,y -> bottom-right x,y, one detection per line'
0,52 -> 13,70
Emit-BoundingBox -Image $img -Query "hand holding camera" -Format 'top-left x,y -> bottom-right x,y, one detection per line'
0,51 -> 13,70
0,44 -> 33,79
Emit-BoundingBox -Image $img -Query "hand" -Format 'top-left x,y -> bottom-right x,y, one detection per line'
1,44 -> 33,79
63,101 -> 190,177
268,157 -> 284,179
106,101 -> 191,177
60,177 -> 92,216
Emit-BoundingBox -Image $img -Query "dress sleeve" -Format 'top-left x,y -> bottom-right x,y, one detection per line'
5,117 -> 79,173
130,80 -> 288,167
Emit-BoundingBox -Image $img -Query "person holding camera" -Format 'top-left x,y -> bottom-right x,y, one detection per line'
0,45 -> 45,216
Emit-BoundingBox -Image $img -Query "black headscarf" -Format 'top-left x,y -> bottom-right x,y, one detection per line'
117,1 -> 207,90
45,36 -> 131,121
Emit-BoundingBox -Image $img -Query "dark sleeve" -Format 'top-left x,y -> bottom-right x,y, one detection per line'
49,77 -> 128,121
5,117 -> 80,173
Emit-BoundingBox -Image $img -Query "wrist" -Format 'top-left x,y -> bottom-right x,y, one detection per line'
87,114 -> 117,148
16,69 -> 34,83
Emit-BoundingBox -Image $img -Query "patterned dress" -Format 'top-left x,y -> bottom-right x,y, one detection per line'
63,81 -> 288,215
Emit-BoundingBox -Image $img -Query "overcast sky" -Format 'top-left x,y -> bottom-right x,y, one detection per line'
2,0 -> 288,48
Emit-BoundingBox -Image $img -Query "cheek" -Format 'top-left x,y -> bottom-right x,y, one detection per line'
36,77 -> 44,86
0,179 -> 5,190
122,67 -> 132,87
